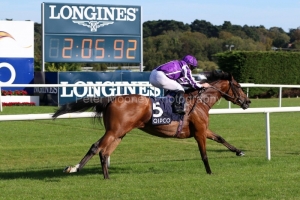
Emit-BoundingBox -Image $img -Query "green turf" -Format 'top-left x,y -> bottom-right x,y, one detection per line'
0,98 -> 300,200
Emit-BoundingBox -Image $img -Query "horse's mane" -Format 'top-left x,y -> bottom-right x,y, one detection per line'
184,70 -> 231,94
202,70 -> 231,83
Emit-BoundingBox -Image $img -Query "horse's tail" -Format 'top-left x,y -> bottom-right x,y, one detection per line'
52,97 -> 115,119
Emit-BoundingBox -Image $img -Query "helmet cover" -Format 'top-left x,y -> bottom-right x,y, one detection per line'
182,55 -> 198,68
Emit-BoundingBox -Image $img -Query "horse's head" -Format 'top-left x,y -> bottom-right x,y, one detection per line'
205,70 -> 251,109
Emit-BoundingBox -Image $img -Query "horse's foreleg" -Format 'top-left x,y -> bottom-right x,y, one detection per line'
195,133 -> 212,174
206,129 -> 245,156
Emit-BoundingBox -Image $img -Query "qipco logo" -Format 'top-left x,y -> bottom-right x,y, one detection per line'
0,62 -> 16,84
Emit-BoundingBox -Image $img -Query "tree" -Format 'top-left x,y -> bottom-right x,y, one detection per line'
289,28 -> 300,43
34,23 -> 42,71
207,38 -> 225,61
179,31 -> 208,61
268,27 -> 290,48
143,20 -> 190,38
190,19 -> 219,38
219,31 -> 234,40
222,21 -> 233,31
242,25 -> 260,41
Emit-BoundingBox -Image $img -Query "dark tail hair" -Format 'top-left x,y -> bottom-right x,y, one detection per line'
52,97 -> 115,119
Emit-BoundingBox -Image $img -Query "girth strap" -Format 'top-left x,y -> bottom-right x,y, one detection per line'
174,119 -> 184,138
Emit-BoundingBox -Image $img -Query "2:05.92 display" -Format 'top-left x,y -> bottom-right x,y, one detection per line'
44,35 -> 141,63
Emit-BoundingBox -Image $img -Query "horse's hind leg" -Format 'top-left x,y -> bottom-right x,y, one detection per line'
99,137 -> 122,179
63,139 -> 102,173
63,131 -> 117,175
206,129 -> 245,156
99,151 -> 109,179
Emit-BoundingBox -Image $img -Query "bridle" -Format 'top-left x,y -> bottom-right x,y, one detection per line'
210,80 -> 246,107
187,80 -> 246,115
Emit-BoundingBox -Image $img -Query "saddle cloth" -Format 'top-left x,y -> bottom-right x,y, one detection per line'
150,95 -> 184,125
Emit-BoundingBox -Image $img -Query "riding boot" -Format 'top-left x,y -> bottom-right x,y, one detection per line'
173,90 -> 185,115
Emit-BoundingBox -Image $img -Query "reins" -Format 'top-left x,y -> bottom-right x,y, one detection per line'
187,88 -> 209,115
187,80 -> 241,115
210,81 -> 241,104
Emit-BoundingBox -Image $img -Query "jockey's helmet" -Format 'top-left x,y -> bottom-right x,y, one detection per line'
182,55 -> 198,69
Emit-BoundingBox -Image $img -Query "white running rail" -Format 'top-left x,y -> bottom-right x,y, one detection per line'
1,83 -> 300,160
1,107 -> 300,161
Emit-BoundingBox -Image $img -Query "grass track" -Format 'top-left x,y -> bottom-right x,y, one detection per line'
0,98 -> 300,199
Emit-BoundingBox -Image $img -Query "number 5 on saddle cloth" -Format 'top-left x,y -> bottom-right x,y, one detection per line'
150,91 -> 184,125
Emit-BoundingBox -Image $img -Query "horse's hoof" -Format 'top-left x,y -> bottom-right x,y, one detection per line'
236,151 -> 245,156
63,166 -> 71,173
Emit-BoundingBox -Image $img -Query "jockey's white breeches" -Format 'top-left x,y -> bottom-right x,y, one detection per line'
149,69 -> 184,91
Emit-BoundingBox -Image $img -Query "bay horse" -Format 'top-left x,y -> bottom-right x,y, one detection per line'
52,70 -> 251,179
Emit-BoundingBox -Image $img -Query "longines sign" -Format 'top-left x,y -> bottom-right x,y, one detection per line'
42,3 -> 141,35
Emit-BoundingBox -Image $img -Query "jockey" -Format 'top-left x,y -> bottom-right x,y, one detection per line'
149,55 -> 211,115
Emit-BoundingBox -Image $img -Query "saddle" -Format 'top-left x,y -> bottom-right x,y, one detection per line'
150,93 -> 184,125
150,87 -> 206,137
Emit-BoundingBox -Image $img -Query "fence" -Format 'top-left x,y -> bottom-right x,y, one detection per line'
1,83 -> 300,160
1,83 -> 300,110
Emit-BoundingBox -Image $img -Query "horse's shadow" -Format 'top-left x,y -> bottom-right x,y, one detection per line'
0,150 -> 247,180
0,167 -> 103,180
0,166 -> 164,180
0,158 -> 202,180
